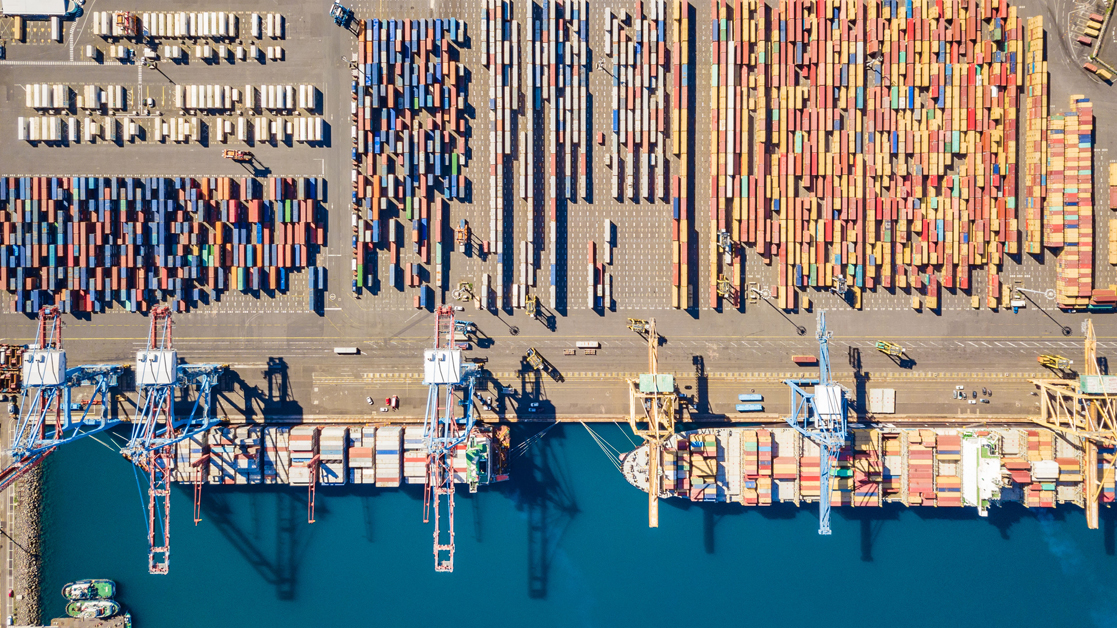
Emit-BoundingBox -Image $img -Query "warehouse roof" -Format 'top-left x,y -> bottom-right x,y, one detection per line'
2,0 -> 68,16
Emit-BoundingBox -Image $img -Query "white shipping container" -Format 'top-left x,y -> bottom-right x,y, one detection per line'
68,116 -> 77,143
16,117 -> 26,141
251,13 -> 261,38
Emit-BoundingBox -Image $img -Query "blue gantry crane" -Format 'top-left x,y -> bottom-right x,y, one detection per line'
0,307 -> 123,493
329,1 -> 353,27
422,306 -> 481,572
783,311 -> 848,535
121,306 -> 226,575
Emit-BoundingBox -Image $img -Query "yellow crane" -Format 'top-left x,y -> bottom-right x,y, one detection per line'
874,341 -> 904,357
627,318 -> 651,334
1031,320 -> 1117,530
1037,354 -> 1072,371
626,319 -> 677,528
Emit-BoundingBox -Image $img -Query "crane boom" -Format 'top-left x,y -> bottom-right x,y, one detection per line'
123,307 -> 226,574
783,311 -> 848,535
422,306 -> 480,571
2,307 -> 123,494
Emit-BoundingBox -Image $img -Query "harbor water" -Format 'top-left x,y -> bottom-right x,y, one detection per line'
41,424 -> 1117,627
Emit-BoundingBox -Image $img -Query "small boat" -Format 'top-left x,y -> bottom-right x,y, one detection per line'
65,599 -> 120,619
123,611 -> 133,628
61,579 -> 116,600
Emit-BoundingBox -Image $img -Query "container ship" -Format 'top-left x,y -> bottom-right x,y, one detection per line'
621,427 -> 1107,513
170,424 -> 510,490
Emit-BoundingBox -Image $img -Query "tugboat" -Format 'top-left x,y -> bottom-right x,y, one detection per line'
61,579 -> 116,600
65,599 -> 120,619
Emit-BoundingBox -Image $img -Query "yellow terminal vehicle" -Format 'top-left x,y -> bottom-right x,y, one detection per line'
1038,355 -> 1073,371
875,341 -> 904,356
627,318 -> 651,334
524,348 -> 544,371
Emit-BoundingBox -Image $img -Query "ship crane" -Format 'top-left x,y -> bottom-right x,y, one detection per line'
0,306 -> 124,493
121,306 -> 226,575
626,318 -> 677,527
1031,319 -> 1117,530
421,306 -> 480,572
783,311 -> 848,535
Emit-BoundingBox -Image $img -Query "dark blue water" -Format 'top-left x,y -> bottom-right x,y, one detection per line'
41,425 -> 1117,627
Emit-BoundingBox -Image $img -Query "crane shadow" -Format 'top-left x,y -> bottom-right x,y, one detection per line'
199,487 -> 313,601
504,423 -> 579,599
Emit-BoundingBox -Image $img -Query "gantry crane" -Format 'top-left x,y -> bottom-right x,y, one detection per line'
0,307 -> 124,493
121,306 -> 226,575
1030,320 -> 1117,530
626,318 -> 677,527
783,311 -> 848,535
422,306 -> 480,572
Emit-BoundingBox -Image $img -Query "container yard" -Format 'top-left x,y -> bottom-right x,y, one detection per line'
6,0 -> 1117,624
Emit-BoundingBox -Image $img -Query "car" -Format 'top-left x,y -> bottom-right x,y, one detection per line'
972,391 -> 977,399
379,407 -> 389,412
529,402 -> 540,408
981,399 -> 990,404
968,400 -> 977,405
502,386 -> 514,395
454,306 -> 465,311
527,406 -> 538,412
955,385 -> 965,390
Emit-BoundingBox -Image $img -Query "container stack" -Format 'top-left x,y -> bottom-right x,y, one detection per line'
881,433 -> 903,499
587,240 -> 597,309
829,449 -> 853,508
0,175 -> 324,313
799,450 -> 820,500
228,426 -> 261,485
206,427 -> 238,484
318,426 -> 349,486
934,433 -> 962,507
708,0 -> 755,308
374,425 -> 403,487
483,0 -> 519,308
1109,165 -> 1117,266
353,19 -> 466,300
687,433 -> 718,501
348,425 -> 376,484
262,426 -> 291,484
92,11 -> 250,40
170,434 -> 208,483
1051,97 -> 1094,309
288,425 -> 319,486
403,425 -> 427,484
671,0 -> 692,309
1099,447 -> 1116,504
907,430 -> 935,506
852,429 -> 881,507
1023,16 -> 1047,255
